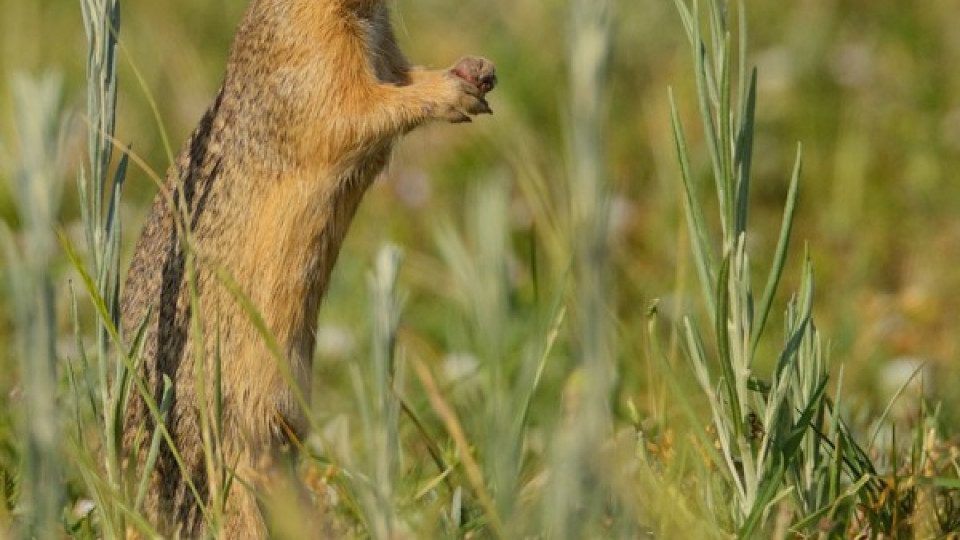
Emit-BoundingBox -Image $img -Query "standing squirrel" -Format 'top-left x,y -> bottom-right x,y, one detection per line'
120,0 -> 496,536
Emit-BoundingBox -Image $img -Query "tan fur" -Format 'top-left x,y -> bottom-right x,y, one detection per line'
120,0 -> 495,536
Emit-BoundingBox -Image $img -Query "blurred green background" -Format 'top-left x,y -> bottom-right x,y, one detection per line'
2,0 -> 959,424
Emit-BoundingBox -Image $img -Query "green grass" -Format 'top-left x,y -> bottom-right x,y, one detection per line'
2,0 -> 960,538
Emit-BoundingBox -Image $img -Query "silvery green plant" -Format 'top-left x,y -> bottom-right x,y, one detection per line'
66,0 -> 143,536
76,0 -> 126,466
435,177 -> 566,537
1,71 -> 67,540
545,0 -> 624,536
665,0 -> 882,535
350,244 -> 406,539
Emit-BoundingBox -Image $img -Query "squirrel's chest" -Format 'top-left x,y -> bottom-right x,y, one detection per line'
238,141 -> 391,300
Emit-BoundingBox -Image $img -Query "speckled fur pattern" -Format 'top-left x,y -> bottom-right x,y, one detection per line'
120,0 -> 495,536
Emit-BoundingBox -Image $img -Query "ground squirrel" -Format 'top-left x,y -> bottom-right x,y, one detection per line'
120,0 -> 496,536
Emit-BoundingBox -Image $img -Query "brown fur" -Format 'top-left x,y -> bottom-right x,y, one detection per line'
120,0 -> 495,536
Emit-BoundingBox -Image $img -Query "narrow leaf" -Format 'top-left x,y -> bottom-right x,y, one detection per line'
751,143 -> 802,354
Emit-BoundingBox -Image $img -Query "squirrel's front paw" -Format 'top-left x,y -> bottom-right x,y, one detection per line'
438,56 -> 496,123
452,56 -> 497,94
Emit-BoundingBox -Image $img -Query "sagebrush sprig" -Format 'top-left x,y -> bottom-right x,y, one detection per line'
1,71 -> 67,540
667,0 -> 887,535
